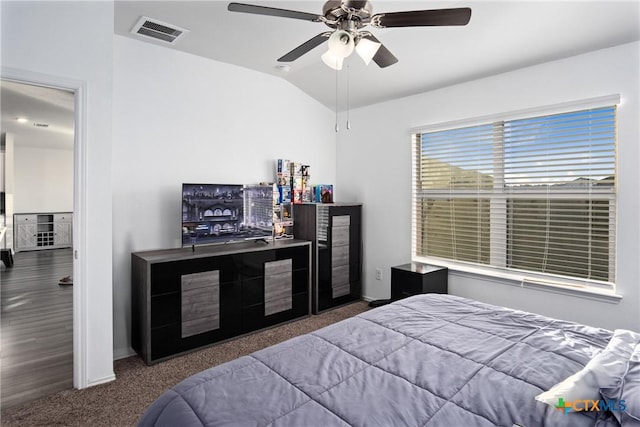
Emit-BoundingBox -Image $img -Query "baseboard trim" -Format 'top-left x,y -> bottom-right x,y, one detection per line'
86,373 -> 116,388
113,348 -> 137,361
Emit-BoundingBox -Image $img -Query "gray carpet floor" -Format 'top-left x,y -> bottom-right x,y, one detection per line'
0,301 -> 369,426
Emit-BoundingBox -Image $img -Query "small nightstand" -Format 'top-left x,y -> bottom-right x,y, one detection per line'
391,263 -> 448,301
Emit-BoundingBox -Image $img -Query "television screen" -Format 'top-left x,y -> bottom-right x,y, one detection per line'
182,183 -> 272,247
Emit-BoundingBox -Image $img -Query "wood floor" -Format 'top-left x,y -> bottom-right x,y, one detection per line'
0,248 -> 73,409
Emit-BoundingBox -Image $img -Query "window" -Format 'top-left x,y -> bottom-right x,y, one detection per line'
412,102 -> 617,288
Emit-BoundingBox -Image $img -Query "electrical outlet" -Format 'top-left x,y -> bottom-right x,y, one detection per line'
375,268 -> 382,280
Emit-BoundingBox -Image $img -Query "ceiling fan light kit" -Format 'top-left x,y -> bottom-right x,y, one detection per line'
321,50 -> 344,70
355,37 -> 381,65
227,1 -> 471,70
328,30 -> 354,58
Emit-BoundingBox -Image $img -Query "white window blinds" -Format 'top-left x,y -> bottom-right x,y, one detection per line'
412,104 -> 617,285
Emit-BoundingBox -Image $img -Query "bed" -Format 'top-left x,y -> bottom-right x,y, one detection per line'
138,294 -> 639,426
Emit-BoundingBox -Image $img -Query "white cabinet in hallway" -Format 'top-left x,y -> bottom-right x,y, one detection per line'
53,213 -> 72,247
14,213 -> 73,252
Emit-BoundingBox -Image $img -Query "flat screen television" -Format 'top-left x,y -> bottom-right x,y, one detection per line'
182,183 -> 273,247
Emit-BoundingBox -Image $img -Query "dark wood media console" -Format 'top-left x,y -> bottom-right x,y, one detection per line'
131,239 -> 311,365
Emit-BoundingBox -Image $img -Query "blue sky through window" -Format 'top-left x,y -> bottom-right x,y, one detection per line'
421,106 -> 616,188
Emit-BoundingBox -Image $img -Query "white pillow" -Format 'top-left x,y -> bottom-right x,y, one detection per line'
536,329 -> 640,407
600,340 -> 640,424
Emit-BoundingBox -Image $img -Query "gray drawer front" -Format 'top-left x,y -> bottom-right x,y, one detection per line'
332,264 -> 350,287
265,297 -> 293,316
264,260 -> 292,316
182,286 -> 219,321
182,316 -> 220,338
332,215 -> 351,227
182,270 -> 220,291
331,226 -> 350,247
331,245 -> 349,267
265,272 -> 292,301
181,271 -> 220,338
264,259 -> 292,275
332,284 -> 350,298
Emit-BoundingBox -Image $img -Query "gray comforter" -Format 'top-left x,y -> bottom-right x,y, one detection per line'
138,294 -> 619,426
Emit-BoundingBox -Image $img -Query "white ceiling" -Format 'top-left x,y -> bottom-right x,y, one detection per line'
0,80 -> 74,150
114,0 -> 640,111
2,1 -> 638,152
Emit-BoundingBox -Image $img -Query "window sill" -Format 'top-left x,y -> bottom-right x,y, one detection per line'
413,258 -> 623,304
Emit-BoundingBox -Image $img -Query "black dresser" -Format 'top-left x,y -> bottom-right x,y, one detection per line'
131,239 -> 311,364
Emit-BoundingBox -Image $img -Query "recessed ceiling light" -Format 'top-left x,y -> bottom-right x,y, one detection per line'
16,117 -> 28,123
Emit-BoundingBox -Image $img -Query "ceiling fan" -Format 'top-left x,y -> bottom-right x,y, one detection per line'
228,1 -> 471,70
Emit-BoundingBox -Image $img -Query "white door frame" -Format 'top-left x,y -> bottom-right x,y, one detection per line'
1,67 -> 89,389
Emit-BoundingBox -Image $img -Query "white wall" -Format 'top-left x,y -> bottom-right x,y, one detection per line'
1,1 -> 115,386
14,146 -> 73,213
112,36 -> 336,358
337,41 -> 640,332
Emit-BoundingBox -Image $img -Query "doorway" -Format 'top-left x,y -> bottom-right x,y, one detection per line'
0,80 -> 75,408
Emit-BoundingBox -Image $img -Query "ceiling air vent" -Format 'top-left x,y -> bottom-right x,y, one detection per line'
131,16 -> 189,44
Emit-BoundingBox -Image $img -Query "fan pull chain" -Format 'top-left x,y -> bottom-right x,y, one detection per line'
334,64 -> 339,132
346,65 -> 351,130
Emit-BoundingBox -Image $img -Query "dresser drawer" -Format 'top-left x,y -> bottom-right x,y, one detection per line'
265,296 -> 293,316
150,255 -> 241,296
331,245 -> 349,267
331,226 -> 350,247
182,270 -> 220,291
54,213 -> 72,222
182,315 -> 220,338
181,286 -> 219,322
332,264 -> 349,287
181,271 -> 221,338
242,269 -> 308,307
264,259 -> 292,276
264,272 -> 292,301
332,284 -> 350,298
332,215 -> 351,227
15,214 -> 38,223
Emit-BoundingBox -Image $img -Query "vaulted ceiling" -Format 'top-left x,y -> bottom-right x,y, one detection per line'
114,1 -> 640,111
3,1 -> 639,152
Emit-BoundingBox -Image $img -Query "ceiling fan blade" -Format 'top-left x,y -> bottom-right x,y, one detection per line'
362,34 -> 398,68
228,3 -> 322,22
371,8 -> 471,28
278,33 -> 331,62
